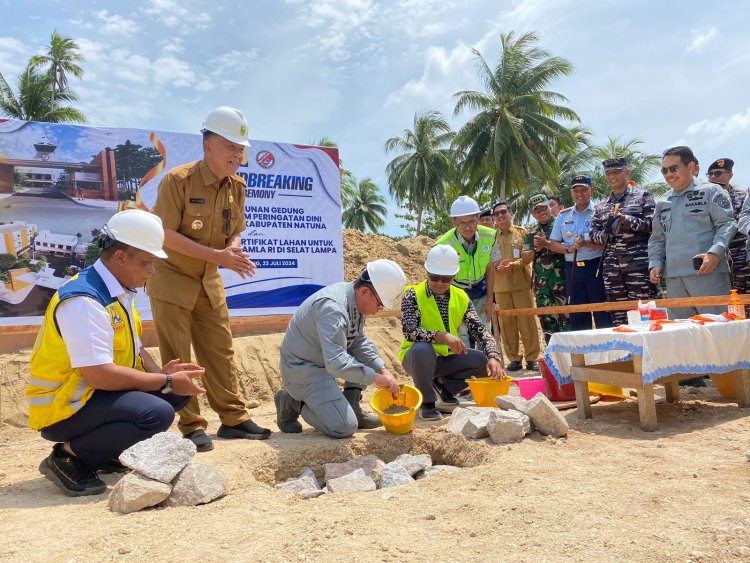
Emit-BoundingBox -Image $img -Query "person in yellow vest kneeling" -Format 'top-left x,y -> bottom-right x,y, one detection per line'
399,245 -> 506,420
26,210 -> 206,497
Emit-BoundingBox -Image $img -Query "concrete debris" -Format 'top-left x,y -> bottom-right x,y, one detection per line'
379,462 -> 415,488
487,409 -> 531,444
526,393 -> 569,437
162,461 -> 229,507
445,406 -> 492,434
324,455 -> 386,484
415,465 -> 462,480
275,468 -> 325,499
462,409 -> 494,439
392,453 -> 432,476
108,472 -> 171,514
495,395 -> 530,414
119,432 -> 195,484
326,468 -> 377,493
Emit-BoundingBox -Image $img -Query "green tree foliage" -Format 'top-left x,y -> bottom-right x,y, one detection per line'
384,110 -> 455,236
29,30 -> 85,102
591,136 -> 668,197
453,31 -> 579,201
342,177 -> 387,233
0,62 -> 85,123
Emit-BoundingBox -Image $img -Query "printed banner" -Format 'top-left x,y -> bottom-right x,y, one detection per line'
0,118 -> 343,324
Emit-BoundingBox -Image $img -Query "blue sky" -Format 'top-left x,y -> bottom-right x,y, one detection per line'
2,0 -> 749,235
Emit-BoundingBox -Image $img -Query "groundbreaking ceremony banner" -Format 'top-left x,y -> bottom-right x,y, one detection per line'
0,118 -> 343,324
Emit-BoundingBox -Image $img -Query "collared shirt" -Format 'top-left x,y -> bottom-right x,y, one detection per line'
648,181 -> 737,277
401,283 -> 498,356
491,224 -> 532,292
457,231 -> 478,256
147,159 -> 247,310
550,202 -> 601,262
56,259 -> 140,367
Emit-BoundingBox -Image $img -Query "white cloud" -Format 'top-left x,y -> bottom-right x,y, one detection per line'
142,0 -> 211,30
95,10 -> 139,37
686,27 -> 717,53
0,37 -> 30,77
685,107 -> 750,142
153,56 -> 195,87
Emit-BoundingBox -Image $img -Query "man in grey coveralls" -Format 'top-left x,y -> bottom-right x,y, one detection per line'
648,146 -> 737,319
274,260 -> 406,438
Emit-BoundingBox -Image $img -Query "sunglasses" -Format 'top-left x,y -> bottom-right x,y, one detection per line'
660,164 -> 682,175
428,273 -> 454,283
493,209 -> 509,217
532,205 -> 548,213
707,170 -> 727,177
222,207 -> 231,236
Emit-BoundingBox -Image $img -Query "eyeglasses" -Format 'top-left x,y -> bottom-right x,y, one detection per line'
370,286 -> 384,308
660,164 -> 682,175
492,209 -> 510,217
222,207 -> 231,236
707,170 -> 727,177
531,205 -> 548,213
428,273 -> 454,283
455,219 -> 478,229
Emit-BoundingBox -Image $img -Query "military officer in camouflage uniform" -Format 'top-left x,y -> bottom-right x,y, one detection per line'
590,157 -> 659,325
706,158 -> 749,301
521,194 -> 570,342
648,146 -> 737,319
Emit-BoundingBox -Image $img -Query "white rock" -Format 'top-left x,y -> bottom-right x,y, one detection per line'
108,473 -> 171,514
526,393 -> 569,437
495,395 -> 530,414
119,432 -> 196,483
275,468 -> 325,499
415,465 -> 461,480
462,410 -> 495,439
392,453 -> 432,476
379,462 -> 415,488
486,409 -> 531,444
323,455 -> 385,484
326,468 -> 376,493
162,461 -> 229,507
445,407 -> 492,434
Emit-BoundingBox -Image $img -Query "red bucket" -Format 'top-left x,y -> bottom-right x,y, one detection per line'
539,357 -> 576,402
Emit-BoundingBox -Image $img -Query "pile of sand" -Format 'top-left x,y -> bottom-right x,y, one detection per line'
343,229 -> 434,284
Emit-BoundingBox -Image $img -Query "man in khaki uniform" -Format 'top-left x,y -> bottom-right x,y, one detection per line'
490,201 -> 540,371
148,106 -> 271,451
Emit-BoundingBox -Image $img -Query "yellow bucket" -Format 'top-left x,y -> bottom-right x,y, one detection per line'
370,384 -> 423,435
467,377 -> 513,407
588,382 -> 625,400
709,373 -> 736,399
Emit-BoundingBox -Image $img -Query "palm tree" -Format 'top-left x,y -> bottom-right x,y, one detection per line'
0,62 -> 86,123
342,177 -> 387,233
453,31 -> 579,201
591,136 -> 667,196
29,31 -> 85,102
384,110 -> 455,236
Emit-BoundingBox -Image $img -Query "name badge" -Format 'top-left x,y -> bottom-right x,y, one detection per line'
513,248 -> 520,259
189,198 -> 206,204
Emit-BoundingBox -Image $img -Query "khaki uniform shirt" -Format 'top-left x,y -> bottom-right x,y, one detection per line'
491,225 -> 532,292
147,160 -> 247,310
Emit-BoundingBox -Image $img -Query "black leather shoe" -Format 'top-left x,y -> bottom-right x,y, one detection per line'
39,443 -> 107,497
217,420 -> 272,440
274,389 -> 303,433
98,459 -> 128,474
525,360 -> 539,371
184,429 -> 214,452
506,361 -> 523,372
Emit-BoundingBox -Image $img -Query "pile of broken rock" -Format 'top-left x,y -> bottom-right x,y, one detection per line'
445,392 -> 569,444
108,432 -> 229,514
276,453 -> 461,498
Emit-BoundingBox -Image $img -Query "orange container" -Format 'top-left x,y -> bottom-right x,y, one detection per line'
709,373 -> 737,399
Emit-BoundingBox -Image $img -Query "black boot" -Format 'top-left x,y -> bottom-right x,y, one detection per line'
274,389 -> 303,433
343,387 -> 382,429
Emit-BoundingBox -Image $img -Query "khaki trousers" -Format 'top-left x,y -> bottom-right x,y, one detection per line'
150,290 -> 250,434
494,289 -> 540,363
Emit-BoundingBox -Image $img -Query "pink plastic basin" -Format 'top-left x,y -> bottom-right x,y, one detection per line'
514,376 -> 547,400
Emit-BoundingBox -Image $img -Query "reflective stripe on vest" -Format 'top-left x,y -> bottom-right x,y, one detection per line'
399,280 -> 469,362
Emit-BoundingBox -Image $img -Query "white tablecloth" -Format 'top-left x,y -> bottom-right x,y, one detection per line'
544,320 -> 750,384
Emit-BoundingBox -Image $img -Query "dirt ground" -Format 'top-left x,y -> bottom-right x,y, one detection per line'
2,315 -> 750,563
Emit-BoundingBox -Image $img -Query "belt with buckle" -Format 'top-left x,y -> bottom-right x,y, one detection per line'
576,261 -> 586,267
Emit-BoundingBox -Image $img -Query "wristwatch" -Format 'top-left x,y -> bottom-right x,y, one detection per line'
161,374 -> 173,394
487,353 -> 500,361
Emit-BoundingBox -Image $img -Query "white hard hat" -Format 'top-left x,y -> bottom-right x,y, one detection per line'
201,106 -> 251,147
450,195 -> 480,217
366,259 -> 407,309
103,210 -> 168,258
425,245 -> 460,276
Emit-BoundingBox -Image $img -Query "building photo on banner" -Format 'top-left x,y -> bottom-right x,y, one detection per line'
0,118 -> 343,324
